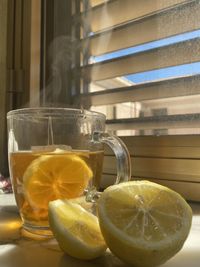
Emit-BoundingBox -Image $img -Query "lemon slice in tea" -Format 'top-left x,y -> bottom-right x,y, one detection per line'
23,154 -> 92,209
97,180 -> 192,267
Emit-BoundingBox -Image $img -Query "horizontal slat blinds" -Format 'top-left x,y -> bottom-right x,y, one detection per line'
78,75 -> 200,106
83,1 -> 199,56
75,0 -> 200,136
104,156 -> 200,182
101,174 -> 200,201
83,0 -> 191,33
101,136 -> 200,201
81,38 -> 200,81
106,114 -> 200,131
72,0 -> 200,200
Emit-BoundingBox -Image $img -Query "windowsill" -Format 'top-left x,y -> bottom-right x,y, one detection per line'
0,194 -> 200,267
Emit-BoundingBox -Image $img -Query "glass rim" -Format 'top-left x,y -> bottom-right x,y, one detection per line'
7,107 -> 106,120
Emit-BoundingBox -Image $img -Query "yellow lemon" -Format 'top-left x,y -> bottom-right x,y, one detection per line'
23,154 -> 93,209
97,180 -> 192,267
48,199 -> 107,260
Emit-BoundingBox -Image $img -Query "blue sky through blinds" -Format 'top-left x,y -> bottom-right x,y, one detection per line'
92,29 -> 200,84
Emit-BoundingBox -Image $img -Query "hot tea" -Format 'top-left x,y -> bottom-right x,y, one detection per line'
9,149 -> 104,229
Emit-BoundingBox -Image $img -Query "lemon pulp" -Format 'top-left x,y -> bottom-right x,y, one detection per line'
48,199 -> 107,259
97,180 -> 192,267
23,154 -> 93,209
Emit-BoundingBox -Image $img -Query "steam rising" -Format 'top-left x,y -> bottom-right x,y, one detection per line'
29,1 -> 112,108
42,35 -> 79,107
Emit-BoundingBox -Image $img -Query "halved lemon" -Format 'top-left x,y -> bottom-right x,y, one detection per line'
48,199 -> 107,259
97,180 -> 192,267
23,154 -> 93,209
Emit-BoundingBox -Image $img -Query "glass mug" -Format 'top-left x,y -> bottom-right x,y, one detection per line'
7,108 -> 131,236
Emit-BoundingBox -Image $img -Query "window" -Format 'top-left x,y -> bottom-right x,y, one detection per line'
2,0 -> 200,201
74,0 -> 200,201
77,0 -> 200,136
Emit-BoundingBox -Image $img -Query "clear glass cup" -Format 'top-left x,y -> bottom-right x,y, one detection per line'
7,108 -> 131,236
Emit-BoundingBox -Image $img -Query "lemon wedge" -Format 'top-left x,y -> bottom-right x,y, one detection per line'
23,154 -> 92,209
48,199 -> 107,259
97,180 -> 192,267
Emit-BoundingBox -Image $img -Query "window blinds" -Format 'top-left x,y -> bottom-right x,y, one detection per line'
70,0 -> 200,201
74,0 -> 200,136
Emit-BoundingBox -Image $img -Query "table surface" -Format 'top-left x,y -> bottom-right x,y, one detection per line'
0,194 -> 200,267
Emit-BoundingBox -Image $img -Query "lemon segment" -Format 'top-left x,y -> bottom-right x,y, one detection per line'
97,180 -> 192,267
23,154 -> 93,209
48,199 -> 107,260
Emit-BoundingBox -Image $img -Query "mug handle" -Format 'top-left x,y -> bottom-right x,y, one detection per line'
86,132 -> 131,202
